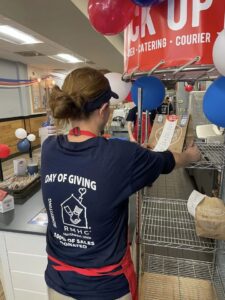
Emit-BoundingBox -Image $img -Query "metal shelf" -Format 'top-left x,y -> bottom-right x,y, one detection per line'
187,143 -> 225,171
141,254 -> 225,300
123,63 -> 219,82
141,197 -> 215,252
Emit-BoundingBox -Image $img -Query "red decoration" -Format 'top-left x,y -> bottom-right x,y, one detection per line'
185,84 -> 194,92
125,92 -> 133,102
88,0 -> 136,35
0,144 -> 10,159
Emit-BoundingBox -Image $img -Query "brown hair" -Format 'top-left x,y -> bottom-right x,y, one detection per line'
49,67 -> 110,123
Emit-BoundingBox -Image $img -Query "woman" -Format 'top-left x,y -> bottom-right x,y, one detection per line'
41,67 -> 200,300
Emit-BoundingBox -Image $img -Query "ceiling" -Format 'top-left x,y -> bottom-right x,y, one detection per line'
0,0 -> 124,74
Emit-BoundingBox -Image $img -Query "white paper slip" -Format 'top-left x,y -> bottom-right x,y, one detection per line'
187,190 -> 205,217
153,118 -> 178,152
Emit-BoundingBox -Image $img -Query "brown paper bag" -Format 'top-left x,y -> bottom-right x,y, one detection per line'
195,196 -> 225,240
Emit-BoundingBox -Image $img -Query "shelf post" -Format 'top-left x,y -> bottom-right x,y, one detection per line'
136,87 -> 143,295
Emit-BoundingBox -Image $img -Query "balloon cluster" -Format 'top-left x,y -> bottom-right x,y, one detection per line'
202,30 -> 225,128
0,144 -> 10,182
203,77 -> 225,128
105,73 -> 131,105
88,0 -> 164,35
0,144 -> 10,159
131,76 -> 165,110
15,128 -> 36,157
184,83 -> 194,92
132,0 -> 164,6
213,30 -> 225,77
104,73 -> 165,110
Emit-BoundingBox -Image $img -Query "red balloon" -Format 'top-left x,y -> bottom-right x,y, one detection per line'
88,0 -> 136,35
185,84 -> 193,92
0,144 -> 10,159
125,92 -> 132,102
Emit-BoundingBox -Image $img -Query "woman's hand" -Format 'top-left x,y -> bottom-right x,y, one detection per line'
184,143 -> 201,163
172,142 -> 201,168
130,137 -> 138,143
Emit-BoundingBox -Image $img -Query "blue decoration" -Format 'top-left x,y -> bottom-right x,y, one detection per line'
132,0 -> 163,6
131,76 -> 165,110
42,121 -> 50,127
0,78 -> 31,82
17,139 -> 30,153
203,76 -> 225,127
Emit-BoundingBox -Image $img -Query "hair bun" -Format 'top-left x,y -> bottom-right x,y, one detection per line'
49,67 -> 110,122
49,86 -> 81,120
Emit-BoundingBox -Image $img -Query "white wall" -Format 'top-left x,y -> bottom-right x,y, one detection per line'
0,59 -> 31,118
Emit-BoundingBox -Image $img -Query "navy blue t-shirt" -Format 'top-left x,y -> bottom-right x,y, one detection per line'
41,135 -> 175,300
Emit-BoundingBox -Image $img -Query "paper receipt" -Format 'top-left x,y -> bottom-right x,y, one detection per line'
187,190 -> 205,217
153,118 -> 178,152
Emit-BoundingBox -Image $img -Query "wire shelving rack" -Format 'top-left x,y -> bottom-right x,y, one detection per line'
187,143 -> 225,171
141,254 -> 225,300
141,197 -> 215,253
129,58 -> 225,299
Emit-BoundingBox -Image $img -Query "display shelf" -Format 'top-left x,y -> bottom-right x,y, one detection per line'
187,143 -> 225,170
141,197 -> 215,252
141,254 -> 225,300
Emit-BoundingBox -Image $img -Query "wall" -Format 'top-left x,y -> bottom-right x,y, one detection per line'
0,61 -> 49,156
0,59 -> 31,118
0,115 -> 46,156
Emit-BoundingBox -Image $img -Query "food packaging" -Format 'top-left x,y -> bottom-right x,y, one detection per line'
188,190 -> 225,240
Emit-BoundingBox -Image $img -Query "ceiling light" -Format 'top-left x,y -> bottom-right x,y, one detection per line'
49,53 -> 83,64
0,25 -> 43,45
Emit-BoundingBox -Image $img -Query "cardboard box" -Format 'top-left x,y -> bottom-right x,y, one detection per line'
0,194 -> 14,213
148,114 -> 192,153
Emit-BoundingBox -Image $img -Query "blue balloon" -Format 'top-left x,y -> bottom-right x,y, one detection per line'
131,76 -> 165,110
203,76 -> 225,127
132,0 -> 163,6
42,121 -> 50,127
17,139 -> 30,153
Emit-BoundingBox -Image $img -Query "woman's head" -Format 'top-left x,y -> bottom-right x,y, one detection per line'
49,67 -> 117,124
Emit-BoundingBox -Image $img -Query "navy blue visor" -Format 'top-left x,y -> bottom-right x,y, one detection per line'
84,89 -> 119,112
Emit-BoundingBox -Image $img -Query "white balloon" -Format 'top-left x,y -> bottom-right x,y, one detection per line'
27,134 -> 36,142
15,128 -> 27,139
105,73 -> 131,105
213,30 -> 225,76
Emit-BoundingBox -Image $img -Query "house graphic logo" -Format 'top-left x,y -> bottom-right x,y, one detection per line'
61,188 -> 88,229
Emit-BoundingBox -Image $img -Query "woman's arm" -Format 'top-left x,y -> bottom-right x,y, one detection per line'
127,121 -> 137,143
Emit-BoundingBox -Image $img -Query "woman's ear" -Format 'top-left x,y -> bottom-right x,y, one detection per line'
99,103 -> 109,118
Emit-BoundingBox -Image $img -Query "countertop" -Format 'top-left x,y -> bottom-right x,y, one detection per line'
0,188 -> 46,235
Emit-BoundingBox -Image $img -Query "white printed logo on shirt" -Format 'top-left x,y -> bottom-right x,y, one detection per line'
61,188 -> 88,229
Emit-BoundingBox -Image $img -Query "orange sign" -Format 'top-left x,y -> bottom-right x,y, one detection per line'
124,0 -> 225,73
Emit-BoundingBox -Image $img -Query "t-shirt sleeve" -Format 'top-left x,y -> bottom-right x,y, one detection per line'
130,146 -> 175,193
126,107 -> 137,122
